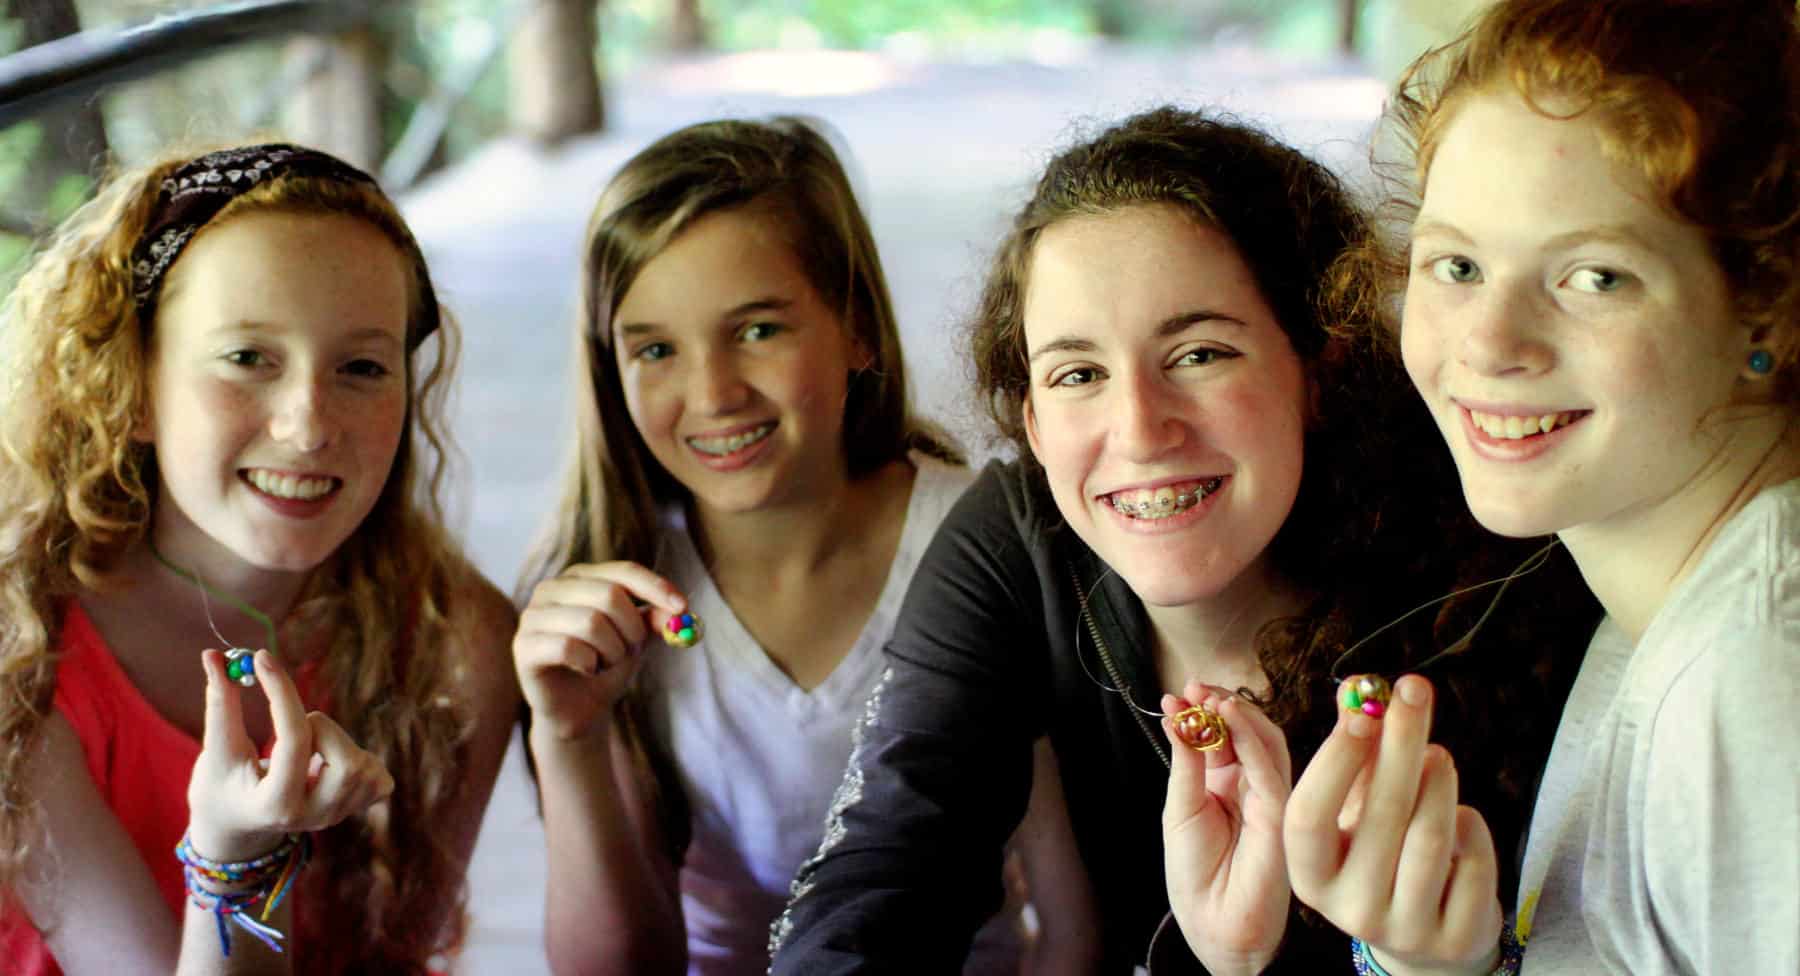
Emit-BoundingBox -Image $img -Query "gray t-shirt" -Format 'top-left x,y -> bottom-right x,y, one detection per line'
1516,479 -> 1800,975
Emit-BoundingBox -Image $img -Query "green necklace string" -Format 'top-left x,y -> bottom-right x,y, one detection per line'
147,540 -> 281,657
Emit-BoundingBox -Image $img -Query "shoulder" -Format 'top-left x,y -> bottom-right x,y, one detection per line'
1640,580 -> 1798,789
896,459 -> 1064,634
442,566 -> 523,715
941,457 -> 1059,542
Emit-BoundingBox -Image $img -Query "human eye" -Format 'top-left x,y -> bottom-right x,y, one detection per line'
344,358 -> 393,379
1429,255 -> 1483,284
222,348 -> 267,368
1047,365 -> 1102,388
633,341 -> 674,362
1565,267 -> 1628,294
1173,346 -> 1239,368
739,321 -> 783,342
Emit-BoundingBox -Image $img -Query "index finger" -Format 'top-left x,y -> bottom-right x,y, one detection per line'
199,650 -> 254,759
1284,704 -> 1380,880
1218,696 -> 1291,801
551,562 -> 686,614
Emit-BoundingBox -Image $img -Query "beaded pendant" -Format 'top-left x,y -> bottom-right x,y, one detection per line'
223,647 -> 258,687
1339,674 -> 1392,718
1170,703 -> 1229,752
662,611 -> 702,648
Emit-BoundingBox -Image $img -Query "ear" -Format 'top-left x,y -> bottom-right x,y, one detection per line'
1022,395 -> 1043,461
1741,322 -> 1789,383
130,397 -> 154,445
851,333 -> 876,374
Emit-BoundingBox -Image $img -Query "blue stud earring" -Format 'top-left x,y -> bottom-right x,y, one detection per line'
1749,349 -> 1775,375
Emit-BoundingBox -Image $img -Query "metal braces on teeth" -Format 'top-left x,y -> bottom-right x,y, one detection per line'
1111,478 -> 1223,517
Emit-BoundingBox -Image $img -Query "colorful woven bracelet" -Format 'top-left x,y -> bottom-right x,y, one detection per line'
175,832 -> 301,886
177,833 -> 312,956
1351,924 -> 1523,976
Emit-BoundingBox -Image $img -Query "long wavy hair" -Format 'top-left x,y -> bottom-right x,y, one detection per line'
970,106 -> 1599,915
1349,0 -> 1800,407
0,147 -> 476,971
517,116 -> 960,853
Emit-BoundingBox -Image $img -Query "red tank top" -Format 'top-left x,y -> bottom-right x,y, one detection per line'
0,601 -> 315,974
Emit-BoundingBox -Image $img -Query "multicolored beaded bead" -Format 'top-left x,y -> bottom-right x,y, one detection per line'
1339,674 -> 1392,718
662,611 -> 702,648
1170,703 -> 1229,752
224,647 -> 257,687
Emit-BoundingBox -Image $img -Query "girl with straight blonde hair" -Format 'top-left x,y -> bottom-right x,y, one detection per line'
513,116 -> 1096,975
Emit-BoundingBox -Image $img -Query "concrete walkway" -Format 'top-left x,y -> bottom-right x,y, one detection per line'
400,42 -> 1386,972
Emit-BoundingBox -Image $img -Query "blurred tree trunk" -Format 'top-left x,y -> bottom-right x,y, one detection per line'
670,0 -> 706,51
1340,0 -> 1359,54
1090,0 -> 1129,38
7,0 -> 109,221
508,0 -> 604,141
281,22 -> 389,173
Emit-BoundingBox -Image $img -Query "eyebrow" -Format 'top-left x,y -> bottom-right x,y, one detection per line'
1412,217 -> 1662,255
1026,310 -> 1243,364
1408,217 -> 1472,245
217,320 -> 402,348
617,297 -> 794,337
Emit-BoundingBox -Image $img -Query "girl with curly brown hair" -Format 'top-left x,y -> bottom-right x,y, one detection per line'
769,106 -> 1597,975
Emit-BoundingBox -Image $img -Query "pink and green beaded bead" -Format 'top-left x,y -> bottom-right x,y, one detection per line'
662,611 -> 702,649
224,647 -> 257,687
1339,674 -> 1391,718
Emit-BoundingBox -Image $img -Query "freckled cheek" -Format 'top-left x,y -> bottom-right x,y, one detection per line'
1399,321 -> 1443,392
366,398 -> 408,458
619,374 -> 677,440
1025,401 -> 1102,496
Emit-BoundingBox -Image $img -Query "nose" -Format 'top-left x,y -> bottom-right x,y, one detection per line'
1457,281 -> 1553,377
267,374 -> 333,452
1112,366 -> 1186,460
688,350 -> 751,415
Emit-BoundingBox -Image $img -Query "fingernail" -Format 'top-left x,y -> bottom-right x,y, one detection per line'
1400,676 -> 1429,706
1347,712 -> 1376,739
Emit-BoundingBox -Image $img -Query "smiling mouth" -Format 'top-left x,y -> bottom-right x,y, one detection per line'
687,422 -> 775,457
243,469 -> 340,501
1466,408 -> 1589,441
1103,477 -> 1224,520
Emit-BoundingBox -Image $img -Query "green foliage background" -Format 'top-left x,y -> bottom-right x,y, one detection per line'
0,0 -> 1389,286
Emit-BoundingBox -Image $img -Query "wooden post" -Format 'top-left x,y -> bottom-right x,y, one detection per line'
507,0 -> 604,143
1340,0 -> 1360,54
5,0 -> 109,221
669,0 -> 706,51
280,24 -> 386,172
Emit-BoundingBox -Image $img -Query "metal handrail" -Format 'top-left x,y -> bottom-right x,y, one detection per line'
0,0 -> 375,129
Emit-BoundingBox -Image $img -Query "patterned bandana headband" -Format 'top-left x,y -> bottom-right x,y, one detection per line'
129,143 -> 440,348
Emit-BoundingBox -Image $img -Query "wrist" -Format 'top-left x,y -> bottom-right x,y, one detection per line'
530,714 -> 615,759
1196,951 -> 1276,976
1353,928 -> 1520,976
183,823 -> 291,866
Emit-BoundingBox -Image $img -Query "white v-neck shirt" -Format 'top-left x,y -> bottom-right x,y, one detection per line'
639,454 -> 995,975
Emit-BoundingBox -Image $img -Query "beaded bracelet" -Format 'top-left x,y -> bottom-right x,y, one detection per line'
1350,923 -> 1524,976
175,832 -> 312,956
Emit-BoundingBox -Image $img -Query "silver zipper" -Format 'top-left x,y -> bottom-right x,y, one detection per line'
1069,564 -> 1169,770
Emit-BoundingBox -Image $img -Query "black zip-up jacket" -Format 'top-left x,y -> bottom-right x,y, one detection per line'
769,460 -> 1350,974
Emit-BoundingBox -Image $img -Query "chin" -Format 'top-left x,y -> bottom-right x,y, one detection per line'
1111,563 -> 1221,609
1463,494 -> 1566,540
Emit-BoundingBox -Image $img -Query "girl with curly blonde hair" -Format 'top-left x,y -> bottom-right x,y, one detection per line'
0,143 -> 519,975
